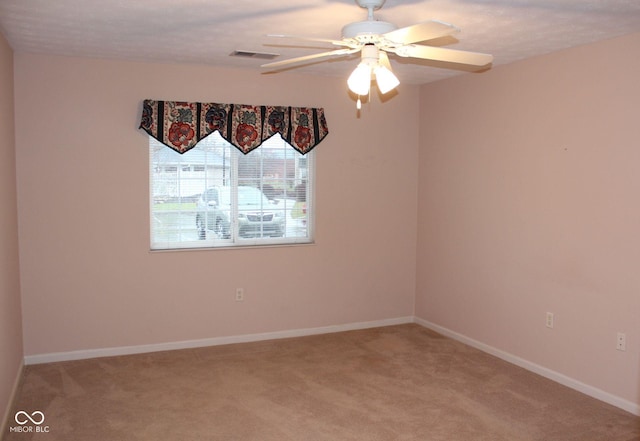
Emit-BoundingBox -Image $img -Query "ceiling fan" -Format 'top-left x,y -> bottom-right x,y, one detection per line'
262,0 -> 493,106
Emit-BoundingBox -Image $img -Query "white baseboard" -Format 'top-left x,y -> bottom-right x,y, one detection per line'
1,360 -> 24,436
24,316 -> 414,365
413,317 -> 640,417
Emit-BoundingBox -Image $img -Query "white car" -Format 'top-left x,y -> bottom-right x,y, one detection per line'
196,186 -> 285,239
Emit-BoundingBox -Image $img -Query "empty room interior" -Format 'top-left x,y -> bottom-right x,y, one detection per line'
1,0 -> 639,439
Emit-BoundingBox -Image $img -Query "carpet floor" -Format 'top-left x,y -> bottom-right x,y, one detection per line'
4,324 -> 639,440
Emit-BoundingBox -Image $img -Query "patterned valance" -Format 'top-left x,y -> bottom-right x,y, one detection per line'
139,99 -> 328,155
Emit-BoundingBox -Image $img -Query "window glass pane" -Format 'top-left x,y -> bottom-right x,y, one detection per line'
149,132 -> 314,250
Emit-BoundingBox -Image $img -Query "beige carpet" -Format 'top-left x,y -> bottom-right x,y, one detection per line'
4,324 -> 639,440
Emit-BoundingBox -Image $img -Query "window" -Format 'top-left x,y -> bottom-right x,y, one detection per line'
150,132 -> 314,250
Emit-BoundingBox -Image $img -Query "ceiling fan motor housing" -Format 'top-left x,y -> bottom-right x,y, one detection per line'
341,20 -> 397,43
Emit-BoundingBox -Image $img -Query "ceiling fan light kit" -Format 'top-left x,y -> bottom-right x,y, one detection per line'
262,0 -> 493,109
347,44 -> 399,99
347,64 -> 372,96
374,64 -> 400,94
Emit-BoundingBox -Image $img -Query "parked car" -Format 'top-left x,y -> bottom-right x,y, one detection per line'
196,186 -> 285,239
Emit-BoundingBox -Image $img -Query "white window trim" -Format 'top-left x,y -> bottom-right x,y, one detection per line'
149,134 -> 315,251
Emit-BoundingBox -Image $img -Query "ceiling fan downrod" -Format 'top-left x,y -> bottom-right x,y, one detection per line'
356,0 -> 386,20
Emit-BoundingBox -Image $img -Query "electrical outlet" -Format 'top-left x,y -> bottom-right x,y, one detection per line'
616,333 -> 626,351
545,312 -> 554,329
235,288 -> 244,302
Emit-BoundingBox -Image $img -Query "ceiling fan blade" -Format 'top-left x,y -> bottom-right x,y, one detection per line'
266,34 -> 352,47
261,48 -> 359,69
383,20 -> 459,45
379,50 -> 393,70
394,44 -> 493,66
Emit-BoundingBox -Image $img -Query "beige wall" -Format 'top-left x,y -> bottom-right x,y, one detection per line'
14,54 -> 419,356
0,33 -> 23,427
416,33 -> 640,407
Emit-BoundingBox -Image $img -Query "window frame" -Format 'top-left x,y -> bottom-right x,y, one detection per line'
149,133 -> 315,251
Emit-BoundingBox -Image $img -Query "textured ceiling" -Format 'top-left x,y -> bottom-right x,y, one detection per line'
0,0 -> 639,85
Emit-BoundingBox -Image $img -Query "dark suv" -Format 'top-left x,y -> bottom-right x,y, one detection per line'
196,186 -> 285,239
